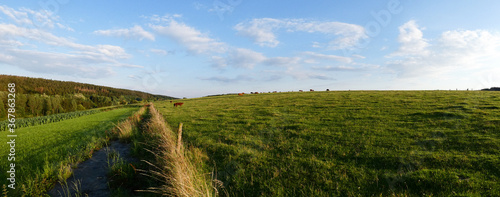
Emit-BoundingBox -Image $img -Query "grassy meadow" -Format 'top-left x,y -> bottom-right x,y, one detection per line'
0,107 -> 138,195
155,91 -> 500,196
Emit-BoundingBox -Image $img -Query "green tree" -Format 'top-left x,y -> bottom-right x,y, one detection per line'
43,96 -> 53,115
71,99 -> 77,112
51,95 -> 64,114
27,94 -> 43,116
16,93 -> 27,118
0,93 -> 6,120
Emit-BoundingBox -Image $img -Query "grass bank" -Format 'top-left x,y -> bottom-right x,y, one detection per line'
140,104 -> 221,197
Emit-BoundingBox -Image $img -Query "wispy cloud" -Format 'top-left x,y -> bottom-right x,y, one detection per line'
263,57 -> 301,67
149,48 -> 172,56
211,48 -> 301,69
150,15 -> 226,54
0,5 -> 139,78
192,2 -> 207,10
234,18 -> 366,50
0,48 -> 116,78
0,23 -> 132,59
226,48 -> 266,68
0,5 -> 71,30
285,69 -> 334,80
144,14 -> 364,83
234,18 -> 282,47
302,51 -> 353,63
94,25 -> 155,41
311,65 -> 359,71
200,75 -> 253,83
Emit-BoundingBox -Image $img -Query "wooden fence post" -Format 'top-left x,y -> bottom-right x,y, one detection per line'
176,123 -> 183,152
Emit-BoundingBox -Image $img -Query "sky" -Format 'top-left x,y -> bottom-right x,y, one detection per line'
1,0 -> 500,98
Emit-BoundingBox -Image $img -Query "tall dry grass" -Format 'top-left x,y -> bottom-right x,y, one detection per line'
113,105 -> 147,141
142,104 -> 221,197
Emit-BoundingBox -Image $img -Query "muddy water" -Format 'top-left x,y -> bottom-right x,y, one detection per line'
48,141 -> 136,197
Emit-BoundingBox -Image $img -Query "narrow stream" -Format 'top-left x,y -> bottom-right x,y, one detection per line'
48,141 -> 136,197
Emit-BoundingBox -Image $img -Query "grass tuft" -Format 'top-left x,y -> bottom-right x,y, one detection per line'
2,185 -> 7,197
57,163 -> 73,183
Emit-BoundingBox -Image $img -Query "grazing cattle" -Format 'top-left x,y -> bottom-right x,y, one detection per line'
254,92 -> 259,94
326,89 -> 330,91
170,100 -> 173,103
273,91 -> 277,93
173,102 -> 184,107
299,90 -> 303,92
310,89 -> 314,92
238,93 -> 244,96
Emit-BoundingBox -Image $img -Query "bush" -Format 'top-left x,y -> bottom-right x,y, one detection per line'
77,104 -> 86,111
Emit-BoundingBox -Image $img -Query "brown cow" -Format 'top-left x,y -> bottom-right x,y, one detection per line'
170,100 -> 173,103
238,93 -> 244,96
310,89 -> 314,92
174,102 -> 184,107
299,90 -> 303,92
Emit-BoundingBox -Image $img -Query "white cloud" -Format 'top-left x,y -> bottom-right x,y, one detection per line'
56,23 -> 74,31
438,30 -> 500,57
234,18 -> 282,47
311,61 -> 379,72
312,42 -> 322,48
387,20 -> 500,78
0,5 -> 32,25
0,5 -> 138,79
0,23 -> 132,59
264,57 -> 301,67
234,18 -> 366,50
95,45 -> 131,59
352,54 -> 366,59
0,5 -> 72,31
201,75 -> 253,83
285,69 -> 334,80
150,16 -> 226,54
0,21 -> 138,78
193,2 -> 207,10
227,48 -> 266,69
150,48 -> 171,56
388,20 -> 429,57
94,25 -> 155,41
0,48 -> 116,78
210,56 -> 227,68
311,65 -> 359,71
302,51 -> 352,63
212,48 -> 303,69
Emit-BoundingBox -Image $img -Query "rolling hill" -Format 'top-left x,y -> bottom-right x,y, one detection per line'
0,75 -> 175,120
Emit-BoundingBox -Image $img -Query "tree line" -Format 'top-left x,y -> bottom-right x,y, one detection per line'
0,75 -> 175,120
0,75 -> 173,100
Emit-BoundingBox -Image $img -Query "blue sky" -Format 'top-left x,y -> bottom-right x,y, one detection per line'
1,0 -> 500,98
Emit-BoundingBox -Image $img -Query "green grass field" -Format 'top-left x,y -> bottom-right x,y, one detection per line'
155,91 -> 500,196
0,107 -> 138,195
